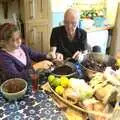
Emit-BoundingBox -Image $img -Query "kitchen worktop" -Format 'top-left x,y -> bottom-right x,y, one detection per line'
84,24 -> 113,33
85,24 -> 113,54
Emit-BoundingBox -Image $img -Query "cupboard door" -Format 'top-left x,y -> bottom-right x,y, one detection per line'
36,0 -> 48,19
26,24 -> 50,52
24,0 -> 48,21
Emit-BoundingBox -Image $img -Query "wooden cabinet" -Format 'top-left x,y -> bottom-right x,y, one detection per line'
23,0 -> 48,21
25,23 -> 49,52
20,0 -> 51,52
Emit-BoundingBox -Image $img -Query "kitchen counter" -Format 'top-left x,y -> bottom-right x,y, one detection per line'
84,24 -> 113,33
85,25 -> 113,54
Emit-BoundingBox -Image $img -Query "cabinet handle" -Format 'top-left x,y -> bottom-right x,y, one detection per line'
29,29 -> 33,45
40,0 -> 43,13
40,32 -> 43,52
33,28 -> 36,42
30,28 -> 36,46
29,0 -> 35,19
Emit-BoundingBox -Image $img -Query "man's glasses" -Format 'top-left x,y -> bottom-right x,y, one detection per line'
64,21 -> 78,27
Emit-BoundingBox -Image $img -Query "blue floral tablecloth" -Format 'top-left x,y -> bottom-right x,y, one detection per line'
0,86 -> 67,120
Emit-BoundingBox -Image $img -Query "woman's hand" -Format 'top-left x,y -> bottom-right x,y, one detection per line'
33,60 -> 53,70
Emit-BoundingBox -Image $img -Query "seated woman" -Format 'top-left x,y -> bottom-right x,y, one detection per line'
0,23 -> 53,82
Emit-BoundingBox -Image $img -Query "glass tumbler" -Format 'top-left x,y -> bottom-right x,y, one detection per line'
29,69 -> 39,92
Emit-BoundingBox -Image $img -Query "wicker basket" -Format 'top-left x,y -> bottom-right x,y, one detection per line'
49,83 -> 120,120
49,85 -> 111,118
110,93 -> 120,120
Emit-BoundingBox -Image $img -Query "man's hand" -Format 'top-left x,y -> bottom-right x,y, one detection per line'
72,51 -> 82,60
47,52 -> 64,61
56,53 -> 64,61
47,51 -> 56,59
47,47 -> 57,59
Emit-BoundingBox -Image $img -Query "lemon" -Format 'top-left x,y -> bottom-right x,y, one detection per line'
52,77 -> 61,87
48,75 -> 55,83
55,86 -> 64,95
116,59 -> 120,67
60,76 -> 69,88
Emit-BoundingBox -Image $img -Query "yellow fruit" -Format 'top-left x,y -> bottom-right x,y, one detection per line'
55,86 -> 64,95
116,59 -> 120,67
52,77 -> 61,87
48,75 -> 55,83
60,76 -> 69,87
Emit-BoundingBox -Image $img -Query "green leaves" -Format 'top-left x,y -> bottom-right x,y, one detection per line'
80,9 -> 102,19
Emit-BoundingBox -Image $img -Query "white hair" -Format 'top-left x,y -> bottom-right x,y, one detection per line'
64,8 -> 80,22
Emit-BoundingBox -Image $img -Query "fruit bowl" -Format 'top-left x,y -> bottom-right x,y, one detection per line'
1,78 -> 28,101
80,52 -> 117,78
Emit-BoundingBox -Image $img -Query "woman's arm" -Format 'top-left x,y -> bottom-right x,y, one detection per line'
0,56 -> 30,81
22,44 -> 47,62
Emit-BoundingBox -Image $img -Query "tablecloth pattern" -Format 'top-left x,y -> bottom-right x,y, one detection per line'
0,61 -> 84,120
0,85 -> 67,120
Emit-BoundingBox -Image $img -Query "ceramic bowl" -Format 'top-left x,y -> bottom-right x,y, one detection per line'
1,78 -> 27,101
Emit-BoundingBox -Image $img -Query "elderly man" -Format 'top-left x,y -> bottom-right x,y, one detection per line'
50,8 -> 87,61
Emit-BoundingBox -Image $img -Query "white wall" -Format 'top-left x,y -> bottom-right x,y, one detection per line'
87,30 -> 108,54
106,0 -> 119,25
51,0 -> 73,12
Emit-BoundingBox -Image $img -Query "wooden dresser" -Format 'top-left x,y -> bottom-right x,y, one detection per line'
20,0 -> 52,53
